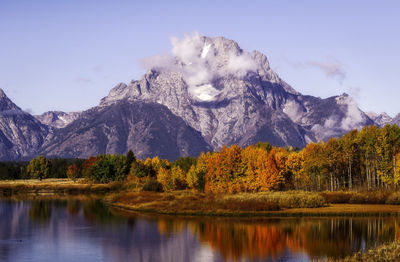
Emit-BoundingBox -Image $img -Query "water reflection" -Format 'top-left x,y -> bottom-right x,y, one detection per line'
0,198 -> 399,262
154,216 -> 397,261
28,201 -> 51,222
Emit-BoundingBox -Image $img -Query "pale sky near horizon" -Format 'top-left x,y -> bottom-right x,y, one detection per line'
1,0 -> 399,116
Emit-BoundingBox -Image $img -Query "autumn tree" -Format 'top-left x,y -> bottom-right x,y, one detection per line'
27,156 -> 51,181
286,151 -> 308,190
157,167 -> 173,191
186,152 -> 208,192
205,145 -> 245,193
171,166 -> 187,190
66,164 -> 80,182
82,156 -> 98,181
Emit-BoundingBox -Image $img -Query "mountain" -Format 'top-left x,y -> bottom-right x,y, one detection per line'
0,34 -> 390,160
365,112 -> 393,127
392,114 -> 400,126
35,111 -> 82,129
100,34 -> 373,150
0,90 -> 48,160
39,100 -> 210,160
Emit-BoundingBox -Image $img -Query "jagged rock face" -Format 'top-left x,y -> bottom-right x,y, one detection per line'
392,114 -> 400,126
0,90 -> 48,160
0,34 -> 388,161
100,34 -> 372,150
366,112 -> 393,127
40,101 -> 211,160
35,111 -> 82,128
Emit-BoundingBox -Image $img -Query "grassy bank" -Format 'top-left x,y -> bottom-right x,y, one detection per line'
0,179 -> 128,195
106,191 -> 400,217
104,190 -> 330,216
327,241 -> 400,262
3,179 -> 400,217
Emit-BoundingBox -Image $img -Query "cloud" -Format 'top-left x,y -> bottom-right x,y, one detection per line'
92,65 -> 102,73
24,108 -> 34,114
170,31 -> 204,65
139,53 -> 175,71
283,57 -> 347,85
310,115 -> 340,141
339,95 -> 363,130
346,85 -> 361,99
306,60 -> 346,84
139,31 -> 259,101
226,52 -> 258,77
75,77 -> 92,83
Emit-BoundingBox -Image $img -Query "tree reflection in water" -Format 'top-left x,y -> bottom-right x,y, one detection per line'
9,199 -> 400,261
156,216 -> 400,261
28,201 -> 52,223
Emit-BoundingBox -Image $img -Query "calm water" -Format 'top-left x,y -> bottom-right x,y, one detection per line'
0,198 -> 399,262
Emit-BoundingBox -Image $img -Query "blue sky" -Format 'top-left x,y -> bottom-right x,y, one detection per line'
1,0 -> 399,116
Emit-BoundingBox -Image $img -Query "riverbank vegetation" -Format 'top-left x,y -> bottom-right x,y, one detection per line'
2,125 -> 400,214
7,124 -> 400,192
331,241 -> 400,262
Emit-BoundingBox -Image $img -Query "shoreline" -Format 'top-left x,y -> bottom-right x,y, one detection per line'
3,179 -> 400,218
106,201 -> 400,218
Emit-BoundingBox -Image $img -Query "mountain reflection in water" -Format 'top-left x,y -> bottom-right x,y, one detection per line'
0,198 -> 398,262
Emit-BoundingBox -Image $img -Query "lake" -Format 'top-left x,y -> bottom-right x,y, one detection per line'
0,198 -> 398,261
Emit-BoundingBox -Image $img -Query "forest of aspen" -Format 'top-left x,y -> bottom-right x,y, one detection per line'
5,124 -> 400,194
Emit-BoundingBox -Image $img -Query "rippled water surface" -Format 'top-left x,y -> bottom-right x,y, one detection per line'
0,198 -> 398,261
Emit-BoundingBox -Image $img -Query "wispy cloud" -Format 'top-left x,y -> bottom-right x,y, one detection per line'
92,65 -> 102,73
306,60 -> 346,84
283,57 -> 347,85
24,108 -> 34,114
75,77 -> 92,83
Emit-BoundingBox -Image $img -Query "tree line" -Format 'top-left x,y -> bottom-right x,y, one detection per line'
6,124 -> 400,192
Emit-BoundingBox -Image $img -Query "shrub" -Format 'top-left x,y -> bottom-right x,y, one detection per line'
348,192 -> 390,204
273,191 -> 327,208
386,192 -> 400,205
320,191 -> 353,203
66,164 -> 79,182
220,191 -> 327,211
321,191 -> 391,204
142,180 -> 164,192
222,197 -> 279,211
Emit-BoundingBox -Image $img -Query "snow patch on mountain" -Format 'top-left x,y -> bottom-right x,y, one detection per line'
35,111 -> 82,128
366,111 -> 393,127
141,31 -> 263,99
190,84 -> 221,102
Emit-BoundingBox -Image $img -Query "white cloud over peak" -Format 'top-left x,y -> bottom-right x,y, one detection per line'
139,31 -> 260,101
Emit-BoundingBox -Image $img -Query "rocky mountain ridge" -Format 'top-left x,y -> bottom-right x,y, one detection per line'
35,111 -> 82,129
0,34 -> 395,160
0,90 -> 48,160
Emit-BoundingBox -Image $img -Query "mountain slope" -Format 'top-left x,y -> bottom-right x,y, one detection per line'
35,111 -> 82,128
0,90 -> 48,160
40,100 -> 211,160
0,34 -> 388,161
100,34 -> 373,150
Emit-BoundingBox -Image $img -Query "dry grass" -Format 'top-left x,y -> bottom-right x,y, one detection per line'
106,191 -> 221,214
4,180 -> 400,217
321,191 -> 395,205
108,190 -> 400,217
107,191 -> 331,216
0,179 -> 141,195
220,191 -> 327,210
386,192 -> 400,205
327,241 -> 400,262
283,204 -> 400,216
